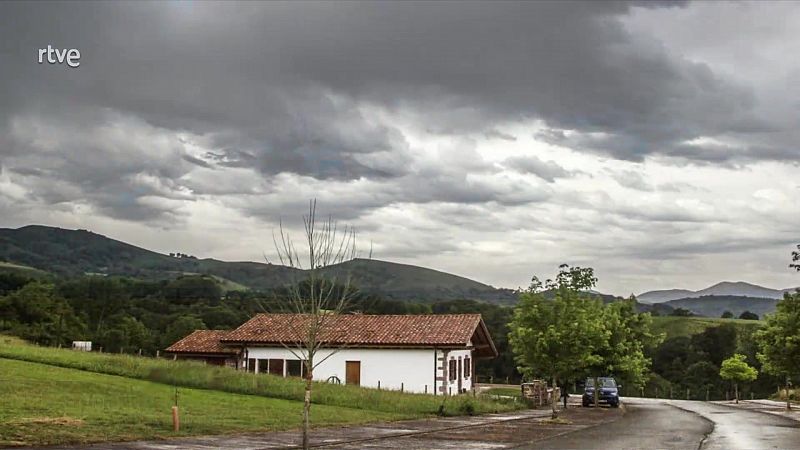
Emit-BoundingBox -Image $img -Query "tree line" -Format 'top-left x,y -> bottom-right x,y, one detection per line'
1,244 -> 798,408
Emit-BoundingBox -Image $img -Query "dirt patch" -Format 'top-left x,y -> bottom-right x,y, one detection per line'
6,416 -> 85,427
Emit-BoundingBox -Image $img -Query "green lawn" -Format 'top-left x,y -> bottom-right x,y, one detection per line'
651,316 -> 762,339
0,358 -> 410,447
484,387 -> 521,397
0,336 -> 518,418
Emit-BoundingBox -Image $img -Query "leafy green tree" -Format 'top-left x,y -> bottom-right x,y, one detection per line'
162,276 -> 223,304
0,281 -> 86,346
509,265 -> 604,418
691,323 -> 737,367
102,316 -> 152,353
161,315 -> 206,349
59,277 -> 129,334
720,353 -> 758,404
684,361 -> 721,400
595,297 -> 662,403
739,311 -> 759,320
791,244 -> 799,271
721,311 -> 734,319
0,272 -> 35,295
670,307 -> 693,317
756,291 -> 800,410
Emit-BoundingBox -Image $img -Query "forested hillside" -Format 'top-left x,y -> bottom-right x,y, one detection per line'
0,225 -> 516,303
663,295 -> 779,318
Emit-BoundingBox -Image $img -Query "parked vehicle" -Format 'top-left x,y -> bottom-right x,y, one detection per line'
582,377 -> 620,407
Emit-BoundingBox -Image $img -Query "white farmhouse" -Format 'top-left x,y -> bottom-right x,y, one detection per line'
168,313 -> 497,395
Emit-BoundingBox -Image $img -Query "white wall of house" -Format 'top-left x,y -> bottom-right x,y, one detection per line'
439,348 -> 474,394
245,346 -> 474,394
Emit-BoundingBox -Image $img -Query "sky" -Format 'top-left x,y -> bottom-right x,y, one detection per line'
0,1 -> 798,296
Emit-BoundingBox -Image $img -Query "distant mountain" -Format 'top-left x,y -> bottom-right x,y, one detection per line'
0,225 -> 517,303
639,281 -> 797,303
636,289 -> 694,304
663,295 -> 779,319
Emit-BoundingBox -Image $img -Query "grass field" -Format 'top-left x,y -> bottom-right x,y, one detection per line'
483,387 -> 521,397
651,316 -> 763,339
0,261 -> 50,279
0,336 -> 516,417
0,335 -> 520,446
0,358 -> 409,447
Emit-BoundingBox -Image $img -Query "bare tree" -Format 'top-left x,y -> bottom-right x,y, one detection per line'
271,199 -> 358,450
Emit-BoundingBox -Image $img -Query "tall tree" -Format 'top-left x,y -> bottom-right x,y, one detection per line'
271,200 -> 358,450
0,281 -> 85,346
719,354 -> 758,404
508,265 -> 604,418
791,244 -> 799,272
756,291 -> 800,410
739,311 -> 759,320
594,297 -> 662,404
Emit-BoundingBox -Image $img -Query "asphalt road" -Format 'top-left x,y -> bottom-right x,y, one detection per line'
17,398 -> 800,449
527,397 -> 800,450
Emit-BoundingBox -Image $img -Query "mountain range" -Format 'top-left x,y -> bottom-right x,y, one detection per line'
1,225 -> 796,314
638,281 -> 797,303
0,225 -> 517,303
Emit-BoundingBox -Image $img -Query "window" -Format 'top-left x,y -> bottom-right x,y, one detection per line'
464,357 -> 471,378
258,359 -> 269,374
268,358 -> 284,376
449,359 -> 457,381
247,358 -> 256,373
287,359 -> 302,377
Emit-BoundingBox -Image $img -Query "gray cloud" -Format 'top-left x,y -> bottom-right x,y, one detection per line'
0,1 -> 798,294
503,156 -> 576,183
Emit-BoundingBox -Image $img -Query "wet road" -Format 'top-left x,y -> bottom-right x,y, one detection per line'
17,398 -> 800,449
527,397 -> 800,450
674,400 -> 800,450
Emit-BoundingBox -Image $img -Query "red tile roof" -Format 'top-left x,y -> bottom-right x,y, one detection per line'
165,330 -> 239,355
221,313 -> 497,357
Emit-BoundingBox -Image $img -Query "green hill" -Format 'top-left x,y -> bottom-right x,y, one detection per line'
663,295 -> 779,318
0,225 -> 516,303
651,316 -> 762,340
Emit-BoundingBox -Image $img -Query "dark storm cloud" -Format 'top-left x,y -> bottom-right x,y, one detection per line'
0,0 -> 793,223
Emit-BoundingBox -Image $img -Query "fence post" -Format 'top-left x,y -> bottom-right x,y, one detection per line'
172,387 -> 180,432
670,386 -> 673,399
706,387 -> 710,402
156,350 -> 160,358
401,383 -> 404,393
424,385 -> 427,394
138,348 -> 142,356
378,380 -> 381,390
687,389 -> 690,400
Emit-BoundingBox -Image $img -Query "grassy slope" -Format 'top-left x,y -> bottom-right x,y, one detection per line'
0,225 -> 515,302
0,261 -> 50,279
0,336 -> 519,417
651,316 -> 762,339
0,358 -> 407,447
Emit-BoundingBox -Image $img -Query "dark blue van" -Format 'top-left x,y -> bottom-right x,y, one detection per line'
582,377 -> 620,407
